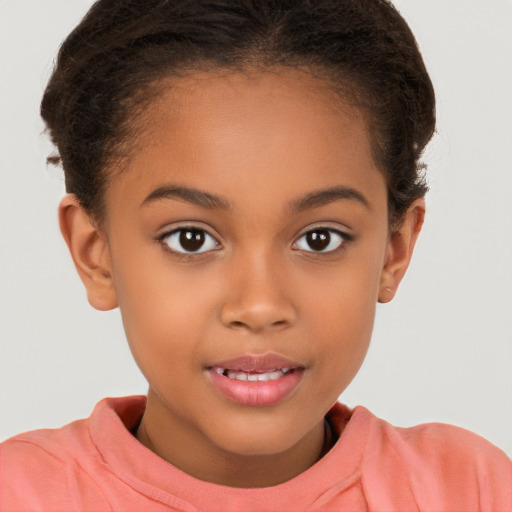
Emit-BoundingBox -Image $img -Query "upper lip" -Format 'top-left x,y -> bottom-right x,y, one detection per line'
207,352 -> 304,372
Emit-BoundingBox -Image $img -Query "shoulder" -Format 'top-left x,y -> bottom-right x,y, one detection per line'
355,405 -> 512,468
353,407 -> 512,511
0,396 -> 146,512
390,418 -> 511,474
0,420 -> 92,512
0,416 -> 91,466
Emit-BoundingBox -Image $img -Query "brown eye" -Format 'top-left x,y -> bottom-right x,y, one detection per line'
306,230 -> 330,251
294,228 -> 346,253
180,229 -> 205,252
162,228 -> 218,254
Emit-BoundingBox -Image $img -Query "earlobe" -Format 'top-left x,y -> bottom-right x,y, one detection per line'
59,194 -> 118,311
378,198 -> 425,303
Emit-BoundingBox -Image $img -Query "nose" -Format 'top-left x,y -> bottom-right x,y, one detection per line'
219,250 -> 297,333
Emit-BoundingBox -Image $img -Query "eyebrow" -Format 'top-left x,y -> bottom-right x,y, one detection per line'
142,185 -> 232,210
142,184 -> 370,212
290,185 -> 370,212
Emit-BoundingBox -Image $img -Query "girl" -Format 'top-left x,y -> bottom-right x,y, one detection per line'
1,1 -> 511,510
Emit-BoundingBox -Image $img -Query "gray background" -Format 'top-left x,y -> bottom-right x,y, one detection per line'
1,0 -> 511,457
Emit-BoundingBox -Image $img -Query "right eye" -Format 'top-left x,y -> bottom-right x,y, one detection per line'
160,227 -> 219,254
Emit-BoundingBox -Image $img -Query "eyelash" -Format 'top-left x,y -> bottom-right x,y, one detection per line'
157,225 -> 353,260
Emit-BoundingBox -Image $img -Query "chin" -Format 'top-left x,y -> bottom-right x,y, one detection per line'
207,415 -> 308,457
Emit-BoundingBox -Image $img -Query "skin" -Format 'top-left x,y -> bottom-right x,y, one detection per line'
60,69 -> 424,488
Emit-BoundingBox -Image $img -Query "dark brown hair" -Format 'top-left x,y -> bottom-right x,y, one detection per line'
41,0 -> 435,226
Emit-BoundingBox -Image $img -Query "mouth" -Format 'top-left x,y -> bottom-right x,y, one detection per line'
213,367 -> 295,382
206,353 -> 305,407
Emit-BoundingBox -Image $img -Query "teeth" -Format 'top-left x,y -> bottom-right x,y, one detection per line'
220,368 -> 291,381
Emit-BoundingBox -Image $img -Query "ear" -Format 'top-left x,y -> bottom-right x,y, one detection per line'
378,198 -> 425,303
59,194 -> 118,311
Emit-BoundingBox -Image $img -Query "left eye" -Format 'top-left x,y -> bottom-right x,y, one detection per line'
294,228 -> 346,253
161,228 -> 219,254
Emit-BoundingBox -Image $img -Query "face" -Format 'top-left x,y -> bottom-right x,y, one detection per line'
69,69 -> 416,479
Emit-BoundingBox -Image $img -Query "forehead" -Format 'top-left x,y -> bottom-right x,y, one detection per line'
139,68 -> 368,162
105,68 -> 386,220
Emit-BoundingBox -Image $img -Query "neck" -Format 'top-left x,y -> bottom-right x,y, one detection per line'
135,390 -> 335,488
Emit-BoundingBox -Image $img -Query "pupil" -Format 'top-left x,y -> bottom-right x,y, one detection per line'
180,230 -> 205,252
307,230 -> 330,251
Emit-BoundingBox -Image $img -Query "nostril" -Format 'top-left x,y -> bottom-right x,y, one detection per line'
221,295 -> 297,332
228,319 -> 289,331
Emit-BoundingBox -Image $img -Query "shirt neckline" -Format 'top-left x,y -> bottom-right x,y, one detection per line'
90,395 -> 372,511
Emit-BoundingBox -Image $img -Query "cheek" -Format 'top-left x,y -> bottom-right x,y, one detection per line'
307,281 -> 376,358
307,298 -> 375,407
303,253 -> 383,378
113,257 -> 218,369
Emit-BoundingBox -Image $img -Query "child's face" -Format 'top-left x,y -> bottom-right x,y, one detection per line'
64,69 -> 421,469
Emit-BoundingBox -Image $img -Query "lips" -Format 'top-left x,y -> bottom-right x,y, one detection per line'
206,353 -> 305,407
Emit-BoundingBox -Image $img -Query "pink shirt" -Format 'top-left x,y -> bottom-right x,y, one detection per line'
1,396 -> 511,511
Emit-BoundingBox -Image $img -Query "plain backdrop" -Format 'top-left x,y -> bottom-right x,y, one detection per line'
1,0 -> 511,457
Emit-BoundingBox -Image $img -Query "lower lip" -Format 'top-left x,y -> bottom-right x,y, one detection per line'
207,369 -> 304,407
